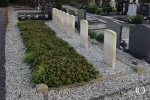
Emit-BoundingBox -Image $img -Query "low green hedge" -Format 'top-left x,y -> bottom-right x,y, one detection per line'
102,7 -> 113,13
85,5 -> 114,14
89,30 -> 104,43
85,5 -> 99,14
128,15 -> 144,24
18,21 -> 100,87
96,34 -> 104,43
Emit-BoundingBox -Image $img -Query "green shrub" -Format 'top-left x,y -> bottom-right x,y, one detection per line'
95,8 -> 103,14
18,21 -> 100,87
96,33 -> 104,43
56,3 -> 62,10
102,7 -> 113,13
0,0 -> 9,7
129,15 -> 144,24
112,7 -> 117,12
89,30 -> 97,39
85,5 -> 98,14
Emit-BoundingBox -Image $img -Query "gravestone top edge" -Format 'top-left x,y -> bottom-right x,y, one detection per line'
105,29 -> 117,36
81,20 -> 88,24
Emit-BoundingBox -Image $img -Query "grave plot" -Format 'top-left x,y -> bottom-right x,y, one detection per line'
17,10 -> 50,20
16,2 -> 55,20
18,20 -> 100,87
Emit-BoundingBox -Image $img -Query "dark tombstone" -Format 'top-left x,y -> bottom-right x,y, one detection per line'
106,21 -> 122,48
41,2 -> 53,20
123,0 -> 129,14
139,4 -> 150,17
117,1 -> 123,14
77,9 -> 86,32
129,24 -> 150,63
95,0 -> 101,6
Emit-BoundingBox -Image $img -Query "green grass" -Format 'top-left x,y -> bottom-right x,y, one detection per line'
18,20 -> 100,87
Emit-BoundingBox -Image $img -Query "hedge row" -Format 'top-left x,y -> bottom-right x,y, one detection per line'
85,5 -> 116,14
18,21 -> 100,87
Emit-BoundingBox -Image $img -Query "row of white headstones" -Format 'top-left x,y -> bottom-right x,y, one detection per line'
52,8 -> 117,68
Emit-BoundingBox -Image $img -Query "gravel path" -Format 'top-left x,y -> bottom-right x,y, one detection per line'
5,7 -> 43,100
0,7 -> 8,100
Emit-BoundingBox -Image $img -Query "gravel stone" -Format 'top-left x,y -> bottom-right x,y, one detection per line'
5,8 -> 44,100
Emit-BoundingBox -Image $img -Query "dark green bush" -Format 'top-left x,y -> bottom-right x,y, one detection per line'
0,0 -> 9,7
85,5 -> 98,14
95,8 -> 103,14
102,7 -> 113,13
96,33 -> 104,43
89,30 -> 97,39
129,15 -> 144,24
18,21 -> 100,87
56,3 -> 62,10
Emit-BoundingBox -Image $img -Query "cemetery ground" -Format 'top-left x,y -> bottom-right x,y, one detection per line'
4,7 -> 150,100
0,8 -> 7,100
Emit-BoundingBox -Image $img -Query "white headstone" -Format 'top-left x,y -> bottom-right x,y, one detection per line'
66,13 -> 70,35
60,11 -> 64,29
55,9 -> 59,26
104,29 -> 117,68
62,12 -> 65,30
127,4 -> 137,16
57,10 -> 60,27
110,0 -> 116,8
52,8 -> 56,24
58,10 -> 62,27
90,0 -> 95,5
80,20 -> 88,49
135,0 -> 139,4
129,0 -> 133,3
69,15 -> 75,35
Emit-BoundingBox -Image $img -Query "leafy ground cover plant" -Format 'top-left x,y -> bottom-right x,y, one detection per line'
18,20 -> 100,87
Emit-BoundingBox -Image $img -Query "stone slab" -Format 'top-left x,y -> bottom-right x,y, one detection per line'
106,21 -> 122,48
77,9 -> 86,32
129,24 -> 150,63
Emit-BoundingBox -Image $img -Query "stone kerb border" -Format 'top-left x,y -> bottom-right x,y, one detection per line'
52,8 -> 75,36
80,20 -> 88,49
104,29 -> 117,68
